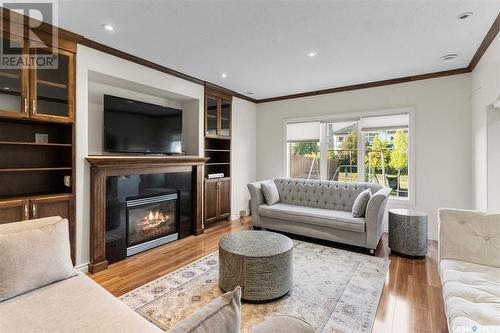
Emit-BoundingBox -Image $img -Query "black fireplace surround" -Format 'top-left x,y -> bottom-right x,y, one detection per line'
105,171 -> 192,264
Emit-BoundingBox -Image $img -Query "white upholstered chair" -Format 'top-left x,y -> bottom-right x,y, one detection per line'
438,208 -> 500,332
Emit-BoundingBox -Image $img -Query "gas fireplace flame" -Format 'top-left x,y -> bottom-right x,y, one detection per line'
139,209 -> 170,234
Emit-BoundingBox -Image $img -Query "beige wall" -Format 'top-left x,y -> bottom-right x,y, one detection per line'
75,45 -> 256,268
231,97 -> 257,219
471,33 -> 500,212
256,74 -> 473,238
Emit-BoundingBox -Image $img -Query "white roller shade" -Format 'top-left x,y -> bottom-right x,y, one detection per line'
286,121 -> 320,142
360,114 -> 409,131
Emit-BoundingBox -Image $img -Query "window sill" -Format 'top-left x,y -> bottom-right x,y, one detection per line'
388,196 -> 415,206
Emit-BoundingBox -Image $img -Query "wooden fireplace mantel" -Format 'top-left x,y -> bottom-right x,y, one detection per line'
86,155 -> 208,273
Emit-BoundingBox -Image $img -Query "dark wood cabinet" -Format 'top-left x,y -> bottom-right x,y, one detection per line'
218,178 -> 231,216
204,86 -> 232,226
29,48 -> 74,123
0,194 -> 75,263
0,34 -> 29,120
204,180 -> 218,222
205,93 -> 231,139
0,41 -> 74,123
0,199 -> 29,224
31,194 -> 75,263
0,9 -> 77,263
30,194 -> 73,220
204,178 -> 231,225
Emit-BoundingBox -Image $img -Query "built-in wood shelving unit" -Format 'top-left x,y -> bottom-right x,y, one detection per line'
204,86 -> 232,226
0,8 -> 78,263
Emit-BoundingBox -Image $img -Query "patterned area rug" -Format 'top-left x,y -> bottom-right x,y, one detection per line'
120,240 -> 389,333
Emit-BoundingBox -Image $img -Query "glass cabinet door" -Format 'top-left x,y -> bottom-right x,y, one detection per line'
206,95 -> 218,136
0,34 -> 29,119
220,99 -> 231,137
30,48 -> 73,122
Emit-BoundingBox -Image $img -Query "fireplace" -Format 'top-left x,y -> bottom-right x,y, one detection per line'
126,192 -> 179,256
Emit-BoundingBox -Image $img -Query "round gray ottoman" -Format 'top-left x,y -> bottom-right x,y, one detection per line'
219,230 -> 293,302
388,209 -> 428,258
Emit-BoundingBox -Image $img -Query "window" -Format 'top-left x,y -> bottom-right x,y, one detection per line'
285,113 -> 411,200
325,121 -> 358,183
286,122 -> 321,179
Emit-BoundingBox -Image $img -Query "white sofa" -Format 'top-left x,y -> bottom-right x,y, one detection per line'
0,216 -> 314,333
438,209 -> 500,332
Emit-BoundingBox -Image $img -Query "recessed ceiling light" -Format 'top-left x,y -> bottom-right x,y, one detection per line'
440,54 -> 458,62
458,12 -> 473,20
246,92 -> 254,95
307,51 -> 317,58
221,73 -> 227,79
102,24 -> 114,32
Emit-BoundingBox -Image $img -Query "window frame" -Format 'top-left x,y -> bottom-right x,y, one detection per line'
283,107 -> 415,204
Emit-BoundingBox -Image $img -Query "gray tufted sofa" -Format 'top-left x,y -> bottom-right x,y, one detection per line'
247,178 -> 392,252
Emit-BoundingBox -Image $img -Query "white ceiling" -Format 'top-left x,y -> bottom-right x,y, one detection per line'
55,0 -> 500,100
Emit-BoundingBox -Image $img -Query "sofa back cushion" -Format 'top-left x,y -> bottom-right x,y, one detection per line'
352,189 -> 372,217
0,216 -> 76,301
274,178 -> 382,212
261,181 -> 280,206
438,209 -> 500,268
168,286 -> 241,333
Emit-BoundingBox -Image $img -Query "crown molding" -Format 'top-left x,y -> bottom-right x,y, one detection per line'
256,68 -> 470,103
468,12 -> 500,72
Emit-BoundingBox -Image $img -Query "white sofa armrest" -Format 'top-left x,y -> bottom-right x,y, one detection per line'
365,187 -> 391,249
438,208 -> 500,268
247,181 -> 270,227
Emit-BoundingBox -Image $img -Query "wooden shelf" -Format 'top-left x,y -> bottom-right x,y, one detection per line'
205,162 -> 230,166
0,167 -> 72,172
205,135 -> 231,140
205,176 -> 230,181
206,114 -> 228,121
0,141 -> 72,147
37,79 -> 67,89
204,149 -> 230,152
0,71 -> 19,79
0,192 -> 73,201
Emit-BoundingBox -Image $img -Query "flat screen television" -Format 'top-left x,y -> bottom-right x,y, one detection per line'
104,95 -> 182,154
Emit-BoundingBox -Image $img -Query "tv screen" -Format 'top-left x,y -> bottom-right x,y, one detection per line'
104,95 -> 182,154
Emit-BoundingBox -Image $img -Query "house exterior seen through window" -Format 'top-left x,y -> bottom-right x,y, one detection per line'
286,113 -> 410,199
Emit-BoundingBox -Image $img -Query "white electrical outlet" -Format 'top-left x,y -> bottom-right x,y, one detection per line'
64,176 -> 71,187
35,133 -> 48,144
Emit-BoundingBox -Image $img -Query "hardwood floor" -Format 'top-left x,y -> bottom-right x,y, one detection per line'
90,217 -> 448,333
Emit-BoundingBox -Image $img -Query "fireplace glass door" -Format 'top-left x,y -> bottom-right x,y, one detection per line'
126,192 -> 179,250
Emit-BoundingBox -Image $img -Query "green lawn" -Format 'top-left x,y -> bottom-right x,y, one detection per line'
335,173 -> 408,190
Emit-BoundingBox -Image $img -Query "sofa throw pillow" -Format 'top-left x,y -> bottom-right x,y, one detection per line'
352,189 -> 371,217
168,286 -> 241,333
261,181 -> 280,206
0,217 -> 77,301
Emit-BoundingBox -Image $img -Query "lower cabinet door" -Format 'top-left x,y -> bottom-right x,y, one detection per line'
0,199 -> 29,224
204,180 -> 218,223
218,179 -> 231,217
30,194 -> 74,263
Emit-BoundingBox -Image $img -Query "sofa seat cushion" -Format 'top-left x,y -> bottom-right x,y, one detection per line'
0,273 -> 162,333
258,203 -> 365,233
439,259 -> 500,328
